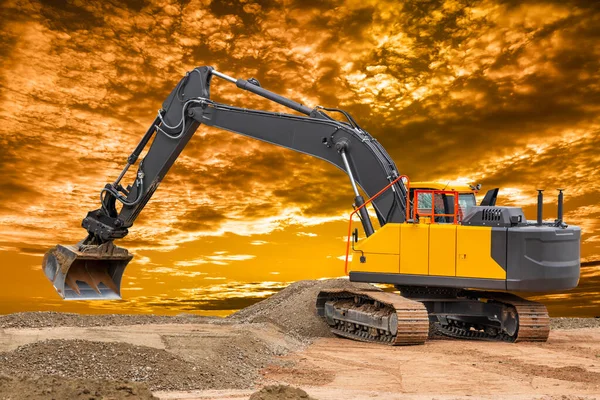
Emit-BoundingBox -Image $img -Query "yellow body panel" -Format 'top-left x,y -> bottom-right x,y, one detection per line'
354,224 -> 400,255
456,226 -> 506,279
428,224 -> 457,276
350,253 -> 400,274
349,222 -> 506,281
399,224 -> 429,275
350,224 -> 400,273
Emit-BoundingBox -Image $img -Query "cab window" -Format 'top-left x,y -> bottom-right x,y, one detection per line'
458,193 -> 476,216
416,192 -> 445,215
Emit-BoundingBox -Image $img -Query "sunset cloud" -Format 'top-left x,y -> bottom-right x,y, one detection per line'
0,0 -> 599,314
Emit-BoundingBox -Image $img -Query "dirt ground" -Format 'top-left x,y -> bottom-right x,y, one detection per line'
0,374 -> 158,400
0,280 -> 599,400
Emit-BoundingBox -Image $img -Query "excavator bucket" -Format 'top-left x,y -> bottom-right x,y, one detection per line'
42,241 -> 133,300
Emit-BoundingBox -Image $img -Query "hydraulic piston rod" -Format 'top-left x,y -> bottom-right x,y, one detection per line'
211,70 -> 237,83
341,150 -> 374,237
212,69 -> 314,115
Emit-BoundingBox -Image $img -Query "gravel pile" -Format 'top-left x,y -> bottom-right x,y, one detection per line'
228,279 -> 377,341
0,312 -> 215,329
249,385 -> 317,400
0,374 -> 157,400
0,337 -> 279,391
550,317 -> 600,330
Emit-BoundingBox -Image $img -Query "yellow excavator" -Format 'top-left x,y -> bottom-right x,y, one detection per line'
42,66 -> 580,345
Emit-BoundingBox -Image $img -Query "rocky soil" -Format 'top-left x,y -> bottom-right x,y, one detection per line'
0,329 -> 291,392
0,374 -> 157,400
0,311 -> 216,329
550,317 -> 600,330
248,385 -> 316,400
0,339 -> 203,391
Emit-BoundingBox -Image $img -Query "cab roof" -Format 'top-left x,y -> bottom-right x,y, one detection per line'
410,181 -> 475,193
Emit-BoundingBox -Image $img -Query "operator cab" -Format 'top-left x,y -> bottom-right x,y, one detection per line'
409,181 -> 478,223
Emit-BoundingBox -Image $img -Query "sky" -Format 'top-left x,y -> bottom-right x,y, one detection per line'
0,0 -> 598,317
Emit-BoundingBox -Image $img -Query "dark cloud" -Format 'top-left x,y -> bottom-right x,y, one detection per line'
110,0 -> 150,13
173,205 -> 228,232
209,0 -> 277,35
272,175 -> 349,217
0,12 -> 19,62
38,0 -> 105,31
242,202 -> 278,219
0,182 -> 42,204
17,247 -> 47,255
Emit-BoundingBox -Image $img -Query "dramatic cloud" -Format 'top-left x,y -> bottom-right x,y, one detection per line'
0,0 -> 598,315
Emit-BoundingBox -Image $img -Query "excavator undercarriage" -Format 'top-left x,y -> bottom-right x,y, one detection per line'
316,288 -> 549,345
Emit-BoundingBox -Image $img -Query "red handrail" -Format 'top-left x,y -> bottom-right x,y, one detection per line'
344,175 -> 409,274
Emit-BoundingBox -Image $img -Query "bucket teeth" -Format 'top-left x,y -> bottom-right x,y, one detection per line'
91,266 -> 120,293
64,262 -> 102,295
65,273 -> 82,295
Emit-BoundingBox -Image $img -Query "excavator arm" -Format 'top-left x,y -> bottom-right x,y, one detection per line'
83,66 -> 408,243
42,66 -> 409,299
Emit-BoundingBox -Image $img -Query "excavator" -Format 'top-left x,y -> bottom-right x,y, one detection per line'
42,66 -> 581,345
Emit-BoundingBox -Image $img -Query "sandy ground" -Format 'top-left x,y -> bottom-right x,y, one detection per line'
1,321 -> 599,399
1,281 -> 599,399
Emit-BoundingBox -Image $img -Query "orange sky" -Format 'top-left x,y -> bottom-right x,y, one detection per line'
0,0 -> 598,316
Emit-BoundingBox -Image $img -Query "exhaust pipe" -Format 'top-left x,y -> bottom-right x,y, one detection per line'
556,188 -> 565,226
42,241 -> 132,300
536,189 -> 544,225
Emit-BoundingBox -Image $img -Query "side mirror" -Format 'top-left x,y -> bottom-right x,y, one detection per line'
352,228 -> 359,243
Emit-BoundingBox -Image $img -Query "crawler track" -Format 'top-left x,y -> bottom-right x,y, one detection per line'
316,289 -> 429,346
432,291 -> 550,343
318,288 -> 550,346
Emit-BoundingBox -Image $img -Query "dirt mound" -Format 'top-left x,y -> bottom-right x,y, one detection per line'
0,339 -> 199,391
550,317 -> 600,330
523,365 -> 600,384
0,337 -> 277,391
0,311 -> 215,329
0,374 -> 157,400
249,385 -> 317,400
229,279 -> 377,340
